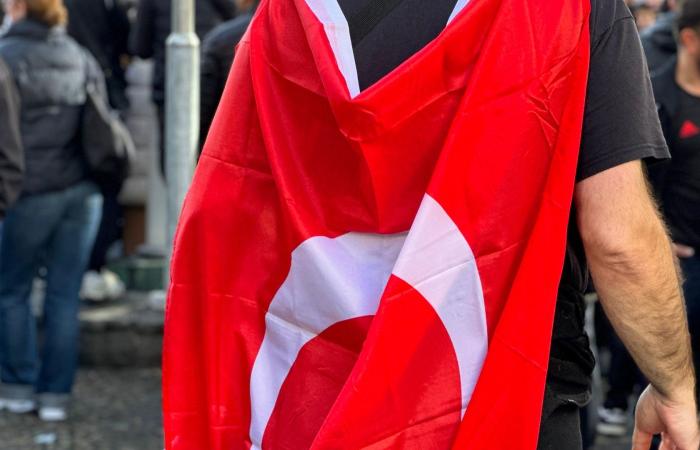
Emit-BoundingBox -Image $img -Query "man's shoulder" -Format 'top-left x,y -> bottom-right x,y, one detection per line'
589,0 -> 634,44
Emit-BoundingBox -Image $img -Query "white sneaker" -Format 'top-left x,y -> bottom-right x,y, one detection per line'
81,270 -> 108,301
0,398 -> 36,414
39,406 -> 67,422
101,269 -> 126,300
596,407 -> 628,436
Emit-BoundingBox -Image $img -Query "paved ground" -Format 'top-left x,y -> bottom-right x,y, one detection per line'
595,436 -> 632,450
0,368 -> 634,450
0,369 -> 162,450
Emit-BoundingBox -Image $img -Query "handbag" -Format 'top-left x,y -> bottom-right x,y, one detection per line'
81,81 -> 134,192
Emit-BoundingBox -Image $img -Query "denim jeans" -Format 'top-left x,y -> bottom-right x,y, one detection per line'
0,181 -> 102,400
679,254 -> 700,404
602,331 -> 644,411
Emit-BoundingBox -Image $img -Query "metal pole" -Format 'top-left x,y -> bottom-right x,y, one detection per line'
165,0 -> 199,286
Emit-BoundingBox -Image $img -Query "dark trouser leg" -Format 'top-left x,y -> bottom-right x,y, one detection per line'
36,182 -> 102,395
679,255 -> 700,406
538,386 -> 583,450
0,192 -> 64,396
88,188 -> 123,271
603,332 -> 639,410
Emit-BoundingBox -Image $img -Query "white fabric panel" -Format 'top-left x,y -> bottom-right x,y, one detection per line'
304,0 -> 361,97
392,194 -> 488,418
249,232 -> 407,449
448,0 -> 472,25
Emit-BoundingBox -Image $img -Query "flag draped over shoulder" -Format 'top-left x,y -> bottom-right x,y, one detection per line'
163,0 -> 591,448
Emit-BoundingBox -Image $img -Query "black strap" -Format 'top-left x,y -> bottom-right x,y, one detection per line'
347,0 -> 405,47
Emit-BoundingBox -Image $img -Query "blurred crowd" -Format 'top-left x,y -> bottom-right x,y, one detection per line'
0,1 -> 697,449
0,0 -> 256,424
626,0 -> 669,30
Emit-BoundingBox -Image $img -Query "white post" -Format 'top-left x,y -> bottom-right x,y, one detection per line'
164,0 -> 199,288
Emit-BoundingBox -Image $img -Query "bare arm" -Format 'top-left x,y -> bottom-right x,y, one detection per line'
576,160 -> 698,448
577,160 -> 693,398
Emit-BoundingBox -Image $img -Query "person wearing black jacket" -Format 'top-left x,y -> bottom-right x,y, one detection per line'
64,0 -> 132,302
130,0 -> 236,175
0,56 -> 22,220
200,0 -> 257,147
0,0 -> 106,423
64,0 -> 131,111
130,0 -> 236,108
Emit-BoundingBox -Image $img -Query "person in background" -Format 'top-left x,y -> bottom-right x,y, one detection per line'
646,0 -> 666,11
0,56 -> 21,224
0,0 -> 104,422
200,0 -> 258,147
649,0 -> 700,410
64,0 -> 131,111
642,0 -> 681,72
0,7 -> 11,33
632,3 -> 659,30
63,0 -> 131,302
130,0 -> 236,175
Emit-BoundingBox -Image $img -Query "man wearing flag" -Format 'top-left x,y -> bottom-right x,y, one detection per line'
164,0 -> 700,449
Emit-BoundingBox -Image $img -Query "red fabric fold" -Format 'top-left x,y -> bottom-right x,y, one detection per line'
164,0 -> 591,448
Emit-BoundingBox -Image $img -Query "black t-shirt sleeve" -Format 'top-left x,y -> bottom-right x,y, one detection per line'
578,0 -> 669,181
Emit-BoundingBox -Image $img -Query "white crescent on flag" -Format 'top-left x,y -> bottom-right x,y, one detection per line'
249,195 -> 488,448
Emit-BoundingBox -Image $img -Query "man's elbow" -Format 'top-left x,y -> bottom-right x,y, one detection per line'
575,160 -> 675,279
581,215 -> 670,276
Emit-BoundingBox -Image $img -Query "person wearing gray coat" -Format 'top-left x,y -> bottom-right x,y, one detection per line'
0,0 -> 105,422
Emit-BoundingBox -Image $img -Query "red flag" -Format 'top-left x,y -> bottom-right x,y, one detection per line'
163,0 -> 591,448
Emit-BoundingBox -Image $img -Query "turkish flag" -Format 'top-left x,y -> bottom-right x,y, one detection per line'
163,0 -> 591,449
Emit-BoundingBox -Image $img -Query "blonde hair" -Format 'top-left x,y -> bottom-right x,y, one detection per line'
24,0 -> 68,27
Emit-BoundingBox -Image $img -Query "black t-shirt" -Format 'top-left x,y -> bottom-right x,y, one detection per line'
338,0 -> 669,401
657,85 -> 700,248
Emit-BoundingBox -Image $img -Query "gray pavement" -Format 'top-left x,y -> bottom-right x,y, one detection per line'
0,367 -> 634,450
0,369 -> 162,450
595,436 -> 632,450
